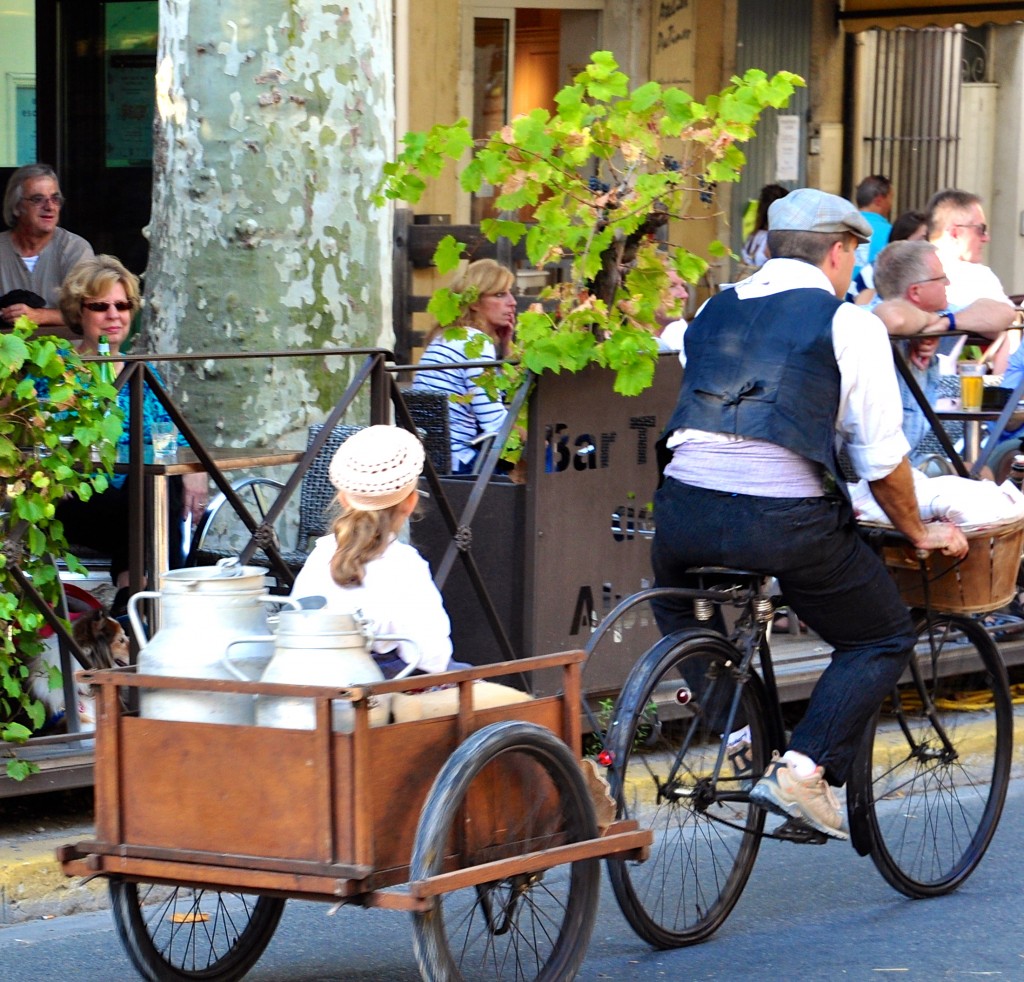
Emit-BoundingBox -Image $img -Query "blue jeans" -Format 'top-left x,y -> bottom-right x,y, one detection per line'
650,478 -> 916,786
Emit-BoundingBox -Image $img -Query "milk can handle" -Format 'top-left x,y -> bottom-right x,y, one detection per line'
261,594 -> 302,611
126,592 -> 297,650
222,637 -> 277,681
221,596 -> 300,680
126,591 -> 162,650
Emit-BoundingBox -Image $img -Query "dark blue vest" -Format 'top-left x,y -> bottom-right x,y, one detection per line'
663,287 -> 845,489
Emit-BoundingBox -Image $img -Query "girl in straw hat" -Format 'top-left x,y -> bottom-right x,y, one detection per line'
290,425 -> 452,677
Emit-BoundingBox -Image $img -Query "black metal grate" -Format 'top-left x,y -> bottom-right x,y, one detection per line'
859,27 -> 963,212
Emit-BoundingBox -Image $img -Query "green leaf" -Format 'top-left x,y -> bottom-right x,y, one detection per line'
46,663 -> 62,691
0,332 -> 29,372
432,236 -> 466,275
629,80 -> 662,112
480,218 -> 527,245
25,698 -> 45,729
511,110 -> 556,159
675,252 -> 709,283
426,288 -> 463,327
6,757 -> 39,780
436,120 -> 474,159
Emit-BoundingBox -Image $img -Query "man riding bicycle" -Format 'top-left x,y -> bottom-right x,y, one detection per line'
651,188 -> 967,839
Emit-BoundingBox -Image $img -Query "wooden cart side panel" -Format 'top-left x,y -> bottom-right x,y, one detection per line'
355,697 -> 568,876
102,695 -> 567,875
94,683 -> 124,845
119,718 -> 329,862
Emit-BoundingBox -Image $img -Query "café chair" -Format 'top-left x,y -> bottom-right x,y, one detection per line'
186,422 -> 363,582
912,375 -> 963,474
401,389 -> 452,475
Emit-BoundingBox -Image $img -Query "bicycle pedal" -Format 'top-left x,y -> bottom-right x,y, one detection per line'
772,817 -> 830,845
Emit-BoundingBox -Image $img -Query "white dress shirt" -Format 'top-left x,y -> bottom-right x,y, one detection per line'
675,258 -> 909,482
940,256 -> 1012,311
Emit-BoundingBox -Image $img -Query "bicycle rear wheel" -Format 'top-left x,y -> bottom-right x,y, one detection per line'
604,632 -> 769,948
850,614 -> 1011,898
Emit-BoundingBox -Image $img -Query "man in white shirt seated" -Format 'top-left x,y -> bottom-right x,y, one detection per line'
926,188 -> 1016,371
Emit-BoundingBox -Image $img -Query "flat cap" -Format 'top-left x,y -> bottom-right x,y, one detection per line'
768,188 -> 872,242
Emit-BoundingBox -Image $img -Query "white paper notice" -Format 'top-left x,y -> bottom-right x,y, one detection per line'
775,116 -> 800,183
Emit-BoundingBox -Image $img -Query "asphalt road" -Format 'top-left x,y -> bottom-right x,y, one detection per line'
3,780 -> 1023,981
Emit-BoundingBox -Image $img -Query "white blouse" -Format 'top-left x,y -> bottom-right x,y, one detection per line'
290,535 -> 453,673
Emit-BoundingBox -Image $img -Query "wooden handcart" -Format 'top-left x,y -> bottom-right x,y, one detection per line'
58,651 -> 650,981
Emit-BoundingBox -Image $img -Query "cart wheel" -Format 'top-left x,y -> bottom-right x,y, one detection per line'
110,879 -> 284,982
410,720 -> 600,982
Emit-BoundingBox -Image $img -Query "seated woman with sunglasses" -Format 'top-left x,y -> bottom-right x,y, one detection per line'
41,255 -> 207,606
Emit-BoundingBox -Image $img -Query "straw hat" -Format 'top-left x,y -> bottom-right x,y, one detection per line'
328,425 -> 425,511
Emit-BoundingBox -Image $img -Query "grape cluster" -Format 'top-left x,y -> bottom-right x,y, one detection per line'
587,176 -> 611,193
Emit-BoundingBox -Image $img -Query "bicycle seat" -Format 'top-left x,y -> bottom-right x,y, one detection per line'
684,566 -> 769,589
685,565 -> 762,577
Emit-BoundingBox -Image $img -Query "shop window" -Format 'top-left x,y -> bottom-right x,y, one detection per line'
104,1 -> 157,168
470,6 -> 599,224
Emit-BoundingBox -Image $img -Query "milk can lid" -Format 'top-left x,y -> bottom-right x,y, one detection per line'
159,557 -> 269,590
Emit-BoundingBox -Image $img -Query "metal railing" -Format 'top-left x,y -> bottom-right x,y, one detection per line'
4,345 -> 525,790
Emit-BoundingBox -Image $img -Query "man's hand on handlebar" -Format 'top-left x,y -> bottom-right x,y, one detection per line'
912,521 -> 969,559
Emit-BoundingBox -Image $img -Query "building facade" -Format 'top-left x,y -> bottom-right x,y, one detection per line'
1,0 -> 1021,344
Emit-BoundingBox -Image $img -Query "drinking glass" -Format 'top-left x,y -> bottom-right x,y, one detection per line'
958,364 -> 985,412
150,422 -> 177,457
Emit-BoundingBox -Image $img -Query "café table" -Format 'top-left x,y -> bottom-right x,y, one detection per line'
934,408 -> 1005,464
115,445 -> 304,628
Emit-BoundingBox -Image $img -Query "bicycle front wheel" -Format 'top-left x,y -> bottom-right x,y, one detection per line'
850,614 -> 1012,898
605,632 -> 769,948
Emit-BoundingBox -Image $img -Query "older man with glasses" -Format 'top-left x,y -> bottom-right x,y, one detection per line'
926,188 -> 1015,372
872,240 -> 956,466
0,162 -> 94,338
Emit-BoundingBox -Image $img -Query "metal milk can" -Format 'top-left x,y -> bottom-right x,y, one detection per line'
224,608 -> 413,732
127,560 -> 292,725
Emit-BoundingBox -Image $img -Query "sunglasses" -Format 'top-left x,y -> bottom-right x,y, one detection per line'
83,300 -> 134,312
954,223 -> 988,235
25,193 -> 64,208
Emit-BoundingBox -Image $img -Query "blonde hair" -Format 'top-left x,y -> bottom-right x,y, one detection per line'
59,254 -> 141,336
424,258 -> 515,345
328,500 -> 408,587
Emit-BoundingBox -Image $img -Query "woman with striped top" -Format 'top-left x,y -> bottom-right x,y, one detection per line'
413,259 -> 516,473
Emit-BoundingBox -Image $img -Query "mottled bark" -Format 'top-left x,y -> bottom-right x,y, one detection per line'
144,0 -> 393,446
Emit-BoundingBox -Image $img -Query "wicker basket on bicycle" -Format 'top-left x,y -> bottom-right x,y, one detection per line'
879,515 -> 1024,615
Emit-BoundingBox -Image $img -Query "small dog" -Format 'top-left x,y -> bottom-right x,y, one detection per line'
29,606 -> 129,731
72,607 -> 130,674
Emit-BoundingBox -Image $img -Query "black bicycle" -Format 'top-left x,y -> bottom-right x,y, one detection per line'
591,563 -> 1012,949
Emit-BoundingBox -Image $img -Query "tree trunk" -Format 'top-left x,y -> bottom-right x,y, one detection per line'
144,0 -> 393,443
